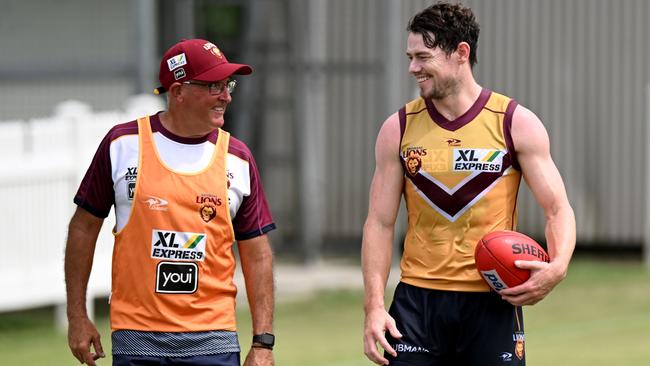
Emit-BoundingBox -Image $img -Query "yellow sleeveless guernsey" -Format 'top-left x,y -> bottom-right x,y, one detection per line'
399,89 -> 521,292
110,116 -> 236,332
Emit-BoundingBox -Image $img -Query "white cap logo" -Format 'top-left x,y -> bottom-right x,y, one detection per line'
167,53 -> 187,71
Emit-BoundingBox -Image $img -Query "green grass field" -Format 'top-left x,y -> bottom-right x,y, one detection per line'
1,258 -> 649,366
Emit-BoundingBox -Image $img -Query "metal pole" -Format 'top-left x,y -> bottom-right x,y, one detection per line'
383,0 -> 403,117
303,0 -> 327,264
231,0 -> 269,145
645,83 -> 650,268
383,0 -> 407,265
174,0 -> 195,39
291,0 -> 326,264
135,0 -> 157,94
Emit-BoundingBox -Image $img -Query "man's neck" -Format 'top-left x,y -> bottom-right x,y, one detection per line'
430,81 -> 483,121
158,110 -> 214,138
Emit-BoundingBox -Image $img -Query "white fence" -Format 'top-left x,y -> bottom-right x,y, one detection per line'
0,95 -> 164,314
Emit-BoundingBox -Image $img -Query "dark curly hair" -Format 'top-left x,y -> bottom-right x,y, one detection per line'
407,2 -> 480,68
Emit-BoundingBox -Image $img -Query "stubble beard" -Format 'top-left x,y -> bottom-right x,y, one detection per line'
420,76 -> 460,100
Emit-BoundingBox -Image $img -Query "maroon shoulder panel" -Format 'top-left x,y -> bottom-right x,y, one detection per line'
503,99 -> 520,171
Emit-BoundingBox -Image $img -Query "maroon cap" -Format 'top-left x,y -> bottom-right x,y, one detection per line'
154,39 -> 253,94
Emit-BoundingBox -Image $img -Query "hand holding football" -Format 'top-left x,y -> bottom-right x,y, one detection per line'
474,230 -> 549,291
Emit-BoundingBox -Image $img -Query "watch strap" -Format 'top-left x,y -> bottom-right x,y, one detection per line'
252,332 -> 275,350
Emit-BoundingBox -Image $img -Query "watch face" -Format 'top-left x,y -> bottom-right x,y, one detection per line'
254,333 -> 275,346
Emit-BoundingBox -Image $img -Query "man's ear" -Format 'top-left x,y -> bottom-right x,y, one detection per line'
168,82 -> 183,101
456,42 -> 471,64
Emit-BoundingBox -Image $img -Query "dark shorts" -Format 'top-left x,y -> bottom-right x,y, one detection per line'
112,352 -> 240,366
385,282 -> 525,366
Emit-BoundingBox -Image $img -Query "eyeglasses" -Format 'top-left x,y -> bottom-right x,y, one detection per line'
182,79 -> 237,95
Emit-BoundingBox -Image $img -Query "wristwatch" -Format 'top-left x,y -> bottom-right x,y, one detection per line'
252,333 -> 275,350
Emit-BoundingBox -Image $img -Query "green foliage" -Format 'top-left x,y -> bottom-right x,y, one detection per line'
239,290 -> 368,366
1,259 -> 649,366
199,3 -> 242,40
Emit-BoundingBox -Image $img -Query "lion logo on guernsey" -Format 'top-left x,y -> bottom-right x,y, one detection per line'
200,204 -> 217,222
197,193 -> 222,222
151,229 -> 207,261
402,147 -> 427,177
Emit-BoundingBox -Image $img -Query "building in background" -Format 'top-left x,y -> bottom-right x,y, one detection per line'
1,0 -> 649,268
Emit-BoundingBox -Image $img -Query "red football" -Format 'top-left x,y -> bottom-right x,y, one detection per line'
474,230 -> 549,291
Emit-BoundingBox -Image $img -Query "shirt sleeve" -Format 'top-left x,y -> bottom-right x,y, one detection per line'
73,129 -> 116,218
231,143 -> 276,241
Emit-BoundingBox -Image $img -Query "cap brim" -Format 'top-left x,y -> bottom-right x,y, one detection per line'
194,63 -> 253,82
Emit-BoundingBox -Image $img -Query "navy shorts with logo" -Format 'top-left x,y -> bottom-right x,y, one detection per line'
112,352 -> 240,366
385,282 -> 525,366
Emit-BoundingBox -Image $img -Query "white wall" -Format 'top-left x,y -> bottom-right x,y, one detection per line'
0,95 -> 164,312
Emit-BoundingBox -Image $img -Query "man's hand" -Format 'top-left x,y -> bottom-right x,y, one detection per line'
363,307 -> 402,365
243,347 -> 274,366
68,316 -> 105,365
499,260 -> 566,305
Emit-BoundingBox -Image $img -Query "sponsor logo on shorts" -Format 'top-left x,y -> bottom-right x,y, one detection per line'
151,229 -> 207,261
156,262 -> 198,294
512,332 -> 525,342
167,53 -> 187,71
391,343 -> 430,353
513,332 -> 525,360
499,352 -> 513,362
480,269 -> 508,290
453,149 -> 504,172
